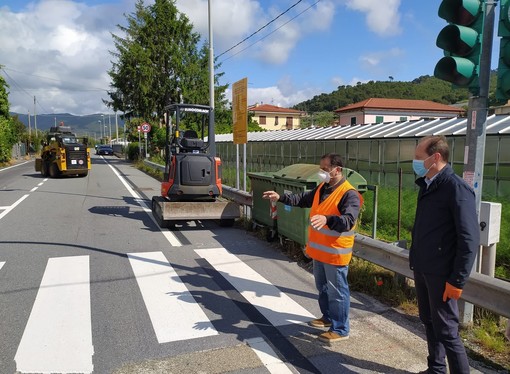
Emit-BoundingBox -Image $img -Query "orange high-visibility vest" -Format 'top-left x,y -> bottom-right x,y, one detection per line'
305,180 -> 359,266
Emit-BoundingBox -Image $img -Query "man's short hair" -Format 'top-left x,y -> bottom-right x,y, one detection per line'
419,135 -> 449,162
321,153 -> 344,168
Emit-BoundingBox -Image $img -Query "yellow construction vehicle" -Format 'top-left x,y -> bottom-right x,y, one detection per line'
35,124 -> 91,178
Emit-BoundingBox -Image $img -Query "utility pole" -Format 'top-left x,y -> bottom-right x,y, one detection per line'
464,1 -> 496,214
28,110 -> 31,138
108,114 -> 112,142
458,0 -> 496,324
208,0 -> 215,157
115,112 -> 119,141
434,0 -> 497,324
33,96 -> 38,137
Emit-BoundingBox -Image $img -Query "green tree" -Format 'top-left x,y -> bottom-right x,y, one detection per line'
300,111 -> 336,128
0,73 -> 15,163
293,76 -> 474,113
106,0 -> 227,123
0,74 -> 9,119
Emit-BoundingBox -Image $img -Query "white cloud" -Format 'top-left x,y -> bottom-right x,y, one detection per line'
254,1 -> 336,64
331,76 -> 345,87
175,0 -> 264,53
1,0 -> 406,116
1,0 -> 127,115
344,0 -> 402,37
359,47 -> 405,72
226,75 -> 322,109
331,76 -> 369,89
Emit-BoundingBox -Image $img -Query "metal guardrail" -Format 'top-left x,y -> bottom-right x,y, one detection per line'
143,159 -> 510,319
354,235 -> 510,319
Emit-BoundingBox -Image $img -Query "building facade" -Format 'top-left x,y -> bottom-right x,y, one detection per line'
248,103 -> 305,131
334,98 -> 466,126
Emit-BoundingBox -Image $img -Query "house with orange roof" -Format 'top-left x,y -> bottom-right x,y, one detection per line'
248,103 -> 305,131
334,98 -> 466,126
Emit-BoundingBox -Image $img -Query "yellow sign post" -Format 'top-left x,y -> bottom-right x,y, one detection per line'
232,77 -> 248,144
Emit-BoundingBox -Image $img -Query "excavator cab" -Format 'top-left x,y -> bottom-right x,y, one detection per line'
152,103 -> 240,227
161,103 -> 221,202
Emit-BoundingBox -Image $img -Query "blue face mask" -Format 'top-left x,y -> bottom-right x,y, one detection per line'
412,155 -> 433,177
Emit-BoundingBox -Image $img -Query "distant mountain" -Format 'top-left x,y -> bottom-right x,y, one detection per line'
10,112 -> 125,139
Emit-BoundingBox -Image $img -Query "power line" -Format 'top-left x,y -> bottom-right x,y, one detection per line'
216,0 -> 307,59
1,69 -> 32,99
218,0 -> 322,63
1,68 -> 50,114
1,66 -> 108,92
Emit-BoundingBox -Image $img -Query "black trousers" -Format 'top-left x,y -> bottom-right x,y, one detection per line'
414,271 -> 470,374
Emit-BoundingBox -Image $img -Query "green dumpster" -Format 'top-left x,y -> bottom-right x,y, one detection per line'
272,164 -> 321,246
343,168 -> 368,194
248,171 -> 277,229
272,163 -> 367,247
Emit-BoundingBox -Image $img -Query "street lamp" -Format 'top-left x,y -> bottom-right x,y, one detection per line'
108,114 -> 112,142
101,114 -> 105,141
97,120 -> 102,143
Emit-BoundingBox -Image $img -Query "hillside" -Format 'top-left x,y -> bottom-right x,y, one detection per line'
293,74 -> 499,112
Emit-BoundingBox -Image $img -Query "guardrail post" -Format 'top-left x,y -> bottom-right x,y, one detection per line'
392,240 -> 408,288
366,185 -> 378,239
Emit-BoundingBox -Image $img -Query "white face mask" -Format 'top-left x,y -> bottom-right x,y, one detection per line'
317,170 -> 332,183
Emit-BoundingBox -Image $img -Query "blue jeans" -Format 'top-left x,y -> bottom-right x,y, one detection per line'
313,260 -> 350,336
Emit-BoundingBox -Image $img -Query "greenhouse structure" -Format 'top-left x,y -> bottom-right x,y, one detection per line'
215,114 -> 510,197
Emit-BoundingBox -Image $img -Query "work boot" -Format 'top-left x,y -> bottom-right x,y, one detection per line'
318,331 -> 349,343
308,317 -> 331,328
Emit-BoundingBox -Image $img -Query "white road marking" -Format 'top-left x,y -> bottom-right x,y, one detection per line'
30,180 -> 46,192
0,161 -> 30,172
128,251 -> 217,343
107,162 -> 182,246
195,247 -> 315,326
15,256 -> 94,374
0,194 -> 29,221
0,261 -> 5,271
246,337 -> 294,374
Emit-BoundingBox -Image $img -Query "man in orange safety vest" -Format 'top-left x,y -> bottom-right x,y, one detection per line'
263,153 -> 363,343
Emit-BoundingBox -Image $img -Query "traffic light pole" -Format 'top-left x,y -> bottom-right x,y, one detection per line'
461,0 -> 497,324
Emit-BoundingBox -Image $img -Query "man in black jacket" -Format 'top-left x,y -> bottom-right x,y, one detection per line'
410,135 -> 479,374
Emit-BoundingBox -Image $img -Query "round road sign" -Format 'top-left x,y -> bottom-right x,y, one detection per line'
141,123 -> 151,133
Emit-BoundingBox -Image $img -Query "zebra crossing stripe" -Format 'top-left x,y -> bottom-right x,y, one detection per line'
246,337 -> 294,374
14,256 -> 94,374
195,247 -> 315,326
128,251 -> 217,343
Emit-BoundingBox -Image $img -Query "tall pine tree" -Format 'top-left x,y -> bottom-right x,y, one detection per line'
106,0 -> 227,122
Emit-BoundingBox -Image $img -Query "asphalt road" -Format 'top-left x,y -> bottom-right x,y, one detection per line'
0,156 -> 503,374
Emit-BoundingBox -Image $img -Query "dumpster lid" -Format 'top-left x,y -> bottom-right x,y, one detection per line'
272,163 -> 367,193
272,164 -> 320,182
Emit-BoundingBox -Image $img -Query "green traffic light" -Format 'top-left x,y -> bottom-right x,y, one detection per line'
497,70 -> 510,99
434,56 -> 476,86
434,0 -> 484,91
496,38 -> 510,101
439,0 -> 481,26
436,24 -> 479,56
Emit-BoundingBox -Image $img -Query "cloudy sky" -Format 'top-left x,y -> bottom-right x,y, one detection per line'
0,0 -> 501,116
